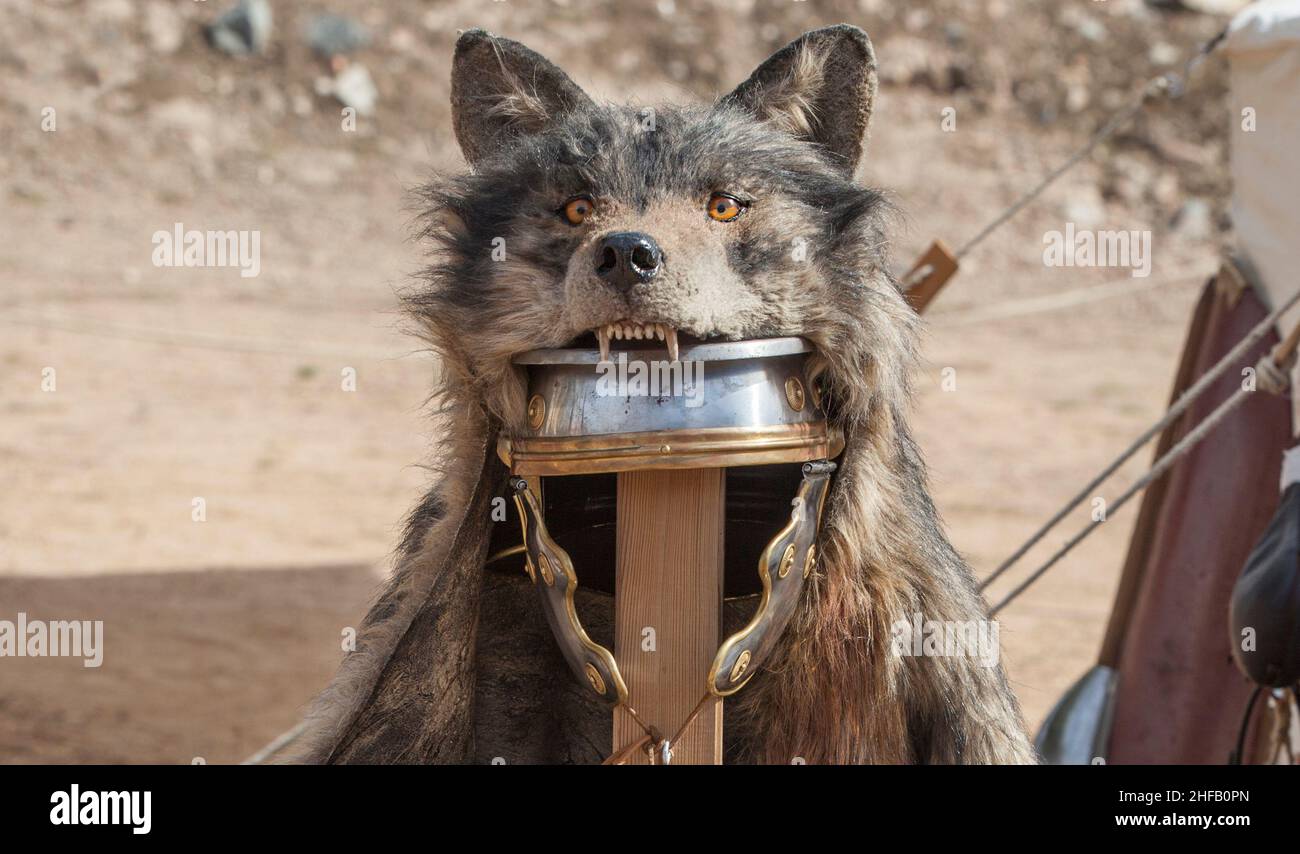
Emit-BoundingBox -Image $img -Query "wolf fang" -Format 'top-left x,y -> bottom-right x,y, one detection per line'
1042,223 -> 1152,278
50,786 -> 151,835
594,353 -> 704,407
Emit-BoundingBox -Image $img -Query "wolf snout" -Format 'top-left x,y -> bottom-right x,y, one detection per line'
594,231 -> 662,289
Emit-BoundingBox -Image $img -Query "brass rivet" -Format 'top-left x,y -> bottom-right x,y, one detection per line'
803,543 -> 817,579
537,552 -> 555,586
526,394 -> 546,430
524,554 -> 537,583
659,444 -> 671,454
809,378 -> 823,409
584,663 -> 606,695
729,649 -> 752,684
784,377 -> 805,412
777,543 -> 797,578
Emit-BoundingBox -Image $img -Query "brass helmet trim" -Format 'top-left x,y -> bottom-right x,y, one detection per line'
500,422 -> 844,476
706,460 -> 835,697
510,478 -> 628,706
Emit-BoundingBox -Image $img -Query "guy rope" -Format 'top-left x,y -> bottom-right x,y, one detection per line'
891,22 -> 1278,618
983,286 -> 1300,613
988,309 -> 1300,616
902,25 -> 1229,311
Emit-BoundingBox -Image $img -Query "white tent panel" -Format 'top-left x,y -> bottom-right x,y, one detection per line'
1225,0 -> 1300,334
1225,0 -> 1300,428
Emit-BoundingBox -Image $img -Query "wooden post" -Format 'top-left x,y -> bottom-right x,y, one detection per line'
612,468 -> 725,764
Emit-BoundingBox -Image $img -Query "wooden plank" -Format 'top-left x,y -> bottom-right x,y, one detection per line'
612,468 -> 725,764
903,239 -> 960,314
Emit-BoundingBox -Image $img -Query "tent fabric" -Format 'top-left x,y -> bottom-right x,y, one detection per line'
1225,0 -> 1300,51
1106,278 -> 1292,763
1224,0 -> 1300,428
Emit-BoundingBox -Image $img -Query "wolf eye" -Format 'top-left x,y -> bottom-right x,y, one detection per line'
560,196 -> 594,226
707,193 -> 745,222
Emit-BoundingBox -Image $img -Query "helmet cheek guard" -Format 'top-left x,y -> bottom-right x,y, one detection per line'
498,337 -> 841,708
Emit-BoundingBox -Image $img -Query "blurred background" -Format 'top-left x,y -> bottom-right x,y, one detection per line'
1,0 -> 1240,762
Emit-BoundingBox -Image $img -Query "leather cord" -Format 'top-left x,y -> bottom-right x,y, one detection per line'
604,691 -> 714,765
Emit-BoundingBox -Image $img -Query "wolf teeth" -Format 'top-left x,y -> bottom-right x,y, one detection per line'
593,321 -> 679,360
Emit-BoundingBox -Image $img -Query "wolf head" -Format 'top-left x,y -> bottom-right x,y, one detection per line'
409,24 -> 918,434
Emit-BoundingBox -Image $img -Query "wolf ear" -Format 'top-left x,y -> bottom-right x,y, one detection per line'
723,25 -> 878,174
450,29 -> 595,167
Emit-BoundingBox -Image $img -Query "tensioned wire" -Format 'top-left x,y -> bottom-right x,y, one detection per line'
903,24 -> 1230,284
986,296 -> 1300,616
981,285 -> 1300,598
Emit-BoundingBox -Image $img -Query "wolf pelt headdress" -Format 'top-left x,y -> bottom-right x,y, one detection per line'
292,24 -> 1035,764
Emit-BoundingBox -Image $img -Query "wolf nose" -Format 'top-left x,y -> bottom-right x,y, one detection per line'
594,232 -> 662,288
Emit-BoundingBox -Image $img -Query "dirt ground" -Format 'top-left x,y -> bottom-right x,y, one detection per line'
1,0 -> 1233,762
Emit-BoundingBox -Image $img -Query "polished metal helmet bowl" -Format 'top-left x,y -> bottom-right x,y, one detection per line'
498,337 -> 843,475
492,337 -> 841,706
